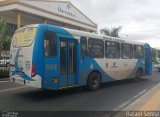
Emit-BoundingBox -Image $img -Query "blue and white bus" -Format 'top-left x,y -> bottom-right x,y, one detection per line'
10,24 -> 152,90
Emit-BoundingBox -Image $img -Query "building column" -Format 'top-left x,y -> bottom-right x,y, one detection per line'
44,19 -> 47,24
17,13 -> 21,28
63,23 -> 66,27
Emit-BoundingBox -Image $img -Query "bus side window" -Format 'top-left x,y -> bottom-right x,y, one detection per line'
121,43 -> 133,59
105,41 -> 120,59
88,38 -> 104,58
134,45 -> 143,59
80,37 -> 87,58
44,31 -> 57,57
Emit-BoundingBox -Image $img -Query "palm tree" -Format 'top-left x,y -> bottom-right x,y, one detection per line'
100,26 -> 122,37
0,18 -> 15,51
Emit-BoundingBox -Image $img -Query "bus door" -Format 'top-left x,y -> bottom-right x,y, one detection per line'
144,46 -> 152,75
59,38 -> 77,87
145,48 -> 149,74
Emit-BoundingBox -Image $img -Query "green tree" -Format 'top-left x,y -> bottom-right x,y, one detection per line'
0,18 -> 15,51
100,26 -> 122,37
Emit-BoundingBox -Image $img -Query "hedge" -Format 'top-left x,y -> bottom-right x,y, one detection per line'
0,69 -> 9,78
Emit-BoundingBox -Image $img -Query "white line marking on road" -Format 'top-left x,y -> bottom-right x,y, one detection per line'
0,86 -> 28,93
114,89 -> 148,111
138,89 -> 147,95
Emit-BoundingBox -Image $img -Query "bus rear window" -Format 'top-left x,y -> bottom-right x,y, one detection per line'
12,27 -> 37,47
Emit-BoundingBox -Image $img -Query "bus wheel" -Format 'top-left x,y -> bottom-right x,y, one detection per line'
87,71 -> 101,91
134,69 -> 142,81
158,68 -> 160,72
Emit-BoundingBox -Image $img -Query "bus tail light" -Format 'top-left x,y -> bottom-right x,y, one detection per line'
31,64 -> 36,77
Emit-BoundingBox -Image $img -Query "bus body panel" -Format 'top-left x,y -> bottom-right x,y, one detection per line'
10,24 -> 152,90
31,25 -> 46,88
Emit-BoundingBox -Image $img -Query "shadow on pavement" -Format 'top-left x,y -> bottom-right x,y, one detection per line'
17,78 -> 151,102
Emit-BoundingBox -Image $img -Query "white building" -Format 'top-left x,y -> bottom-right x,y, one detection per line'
0,0 -> 97,32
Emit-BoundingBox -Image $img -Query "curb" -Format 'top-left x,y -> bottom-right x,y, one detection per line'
123,81 -> 160,111
0,78 -> 9,81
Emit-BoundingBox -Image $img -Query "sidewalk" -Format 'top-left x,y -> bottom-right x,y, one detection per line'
111,82 -> 160,117
123,81 -> 160,111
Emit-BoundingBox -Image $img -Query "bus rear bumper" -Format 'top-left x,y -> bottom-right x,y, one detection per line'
10,75 -> 42,88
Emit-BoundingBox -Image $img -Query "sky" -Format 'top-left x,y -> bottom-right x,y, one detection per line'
69,0 -> 160,48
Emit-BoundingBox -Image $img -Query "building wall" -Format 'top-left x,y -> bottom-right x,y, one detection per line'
0,0 -> 97,32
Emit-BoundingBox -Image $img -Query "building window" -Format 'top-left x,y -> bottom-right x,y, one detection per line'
121,43 -> 133,59
80,37 -> 87,58
134,45 -> 144,59
105,41 -> 120,59
44,31 -> 57,57
88,38 -> 104,58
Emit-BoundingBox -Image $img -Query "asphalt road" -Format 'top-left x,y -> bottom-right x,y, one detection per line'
0,70 -> 160,111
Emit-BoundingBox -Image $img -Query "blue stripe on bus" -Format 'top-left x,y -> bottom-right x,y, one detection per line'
11,49 -> 35,81
30,24 -> 152,90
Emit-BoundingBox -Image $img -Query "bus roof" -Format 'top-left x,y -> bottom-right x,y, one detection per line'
19,24 -> 147,46
63,26 -> 147,46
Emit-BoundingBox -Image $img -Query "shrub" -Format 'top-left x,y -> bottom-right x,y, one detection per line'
0,69 -> 9,78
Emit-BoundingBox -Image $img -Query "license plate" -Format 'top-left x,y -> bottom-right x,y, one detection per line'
17,79 -> 24,84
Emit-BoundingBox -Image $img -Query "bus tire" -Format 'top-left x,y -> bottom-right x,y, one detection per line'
87,71 -> 101,91
134,69 -> 142,81
158,68 -> 160,72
